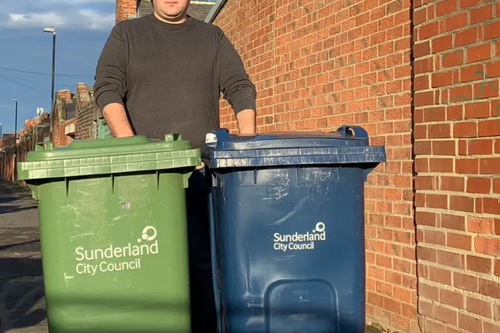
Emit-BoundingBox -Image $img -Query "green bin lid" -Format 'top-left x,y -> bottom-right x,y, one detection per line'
17,133 -> 201,181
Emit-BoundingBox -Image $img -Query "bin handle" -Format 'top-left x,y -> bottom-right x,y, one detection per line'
183,172 -> 193,189
336,125 -> 369,140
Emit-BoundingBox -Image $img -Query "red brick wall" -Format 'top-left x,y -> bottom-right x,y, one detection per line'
116,0 -> 137,23
51,91 -> 73,147
51,99 -> 63,147
215,1 -> 417,332
58,119 -> 76,147
18,114 -> 50,152
0,152 -> 16,182
75,83 -> 98,140
56,90 -> 72,101
414,1 -> 500,332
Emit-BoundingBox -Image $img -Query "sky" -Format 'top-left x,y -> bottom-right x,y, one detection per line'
0,0 -> 116,135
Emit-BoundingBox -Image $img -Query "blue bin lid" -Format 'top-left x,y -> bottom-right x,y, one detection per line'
205,125 -> 386,168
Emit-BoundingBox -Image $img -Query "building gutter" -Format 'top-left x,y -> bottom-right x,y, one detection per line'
204,0 -> 229,23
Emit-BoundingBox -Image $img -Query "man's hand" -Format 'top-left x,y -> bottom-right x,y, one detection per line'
236,109 -> 257,136
195,161 -> 205,170
102,103 -> 135,138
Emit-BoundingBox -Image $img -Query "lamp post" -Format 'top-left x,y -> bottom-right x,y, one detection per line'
43,26 -> 56,141
12,98 -> 18,142
11,98 -> 18,182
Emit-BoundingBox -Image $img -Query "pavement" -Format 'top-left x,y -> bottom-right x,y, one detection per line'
0,181 -> 47,333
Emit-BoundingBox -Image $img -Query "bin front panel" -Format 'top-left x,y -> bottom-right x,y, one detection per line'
38,171 -> 191,333
212,166 -> 366,333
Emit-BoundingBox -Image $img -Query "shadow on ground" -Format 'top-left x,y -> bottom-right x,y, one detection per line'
0,196 -> 21,204
0,257 -> 45,333
0,205 -> 38,215
0,240 -> 40,254
0,191 -> 37,214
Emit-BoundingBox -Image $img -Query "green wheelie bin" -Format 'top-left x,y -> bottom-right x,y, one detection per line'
17,134 -> 200,333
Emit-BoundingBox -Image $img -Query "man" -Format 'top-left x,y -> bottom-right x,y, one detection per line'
93,0 -> 257,332
94,0 -> 256,144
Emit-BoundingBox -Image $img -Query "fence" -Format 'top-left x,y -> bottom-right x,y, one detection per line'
0,148 -> 27,184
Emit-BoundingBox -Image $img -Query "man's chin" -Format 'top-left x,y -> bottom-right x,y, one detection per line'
155,9 -> 187,22
163,10 -> 183,18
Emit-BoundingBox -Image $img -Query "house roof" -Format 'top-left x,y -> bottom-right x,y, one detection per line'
137,0 -> 216,21
188,1 -> 215,21
204,0 -> 228,23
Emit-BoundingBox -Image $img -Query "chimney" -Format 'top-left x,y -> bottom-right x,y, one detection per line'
116,0 -> 138,23
56,89 -> 73,101
76,83 -> 91,105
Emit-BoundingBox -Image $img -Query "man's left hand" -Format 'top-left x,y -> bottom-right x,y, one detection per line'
195,161 -> 205,170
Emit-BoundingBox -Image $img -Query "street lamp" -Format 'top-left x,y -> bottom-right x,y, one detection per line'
12,98 -> 18,142
44,26 -> 56,141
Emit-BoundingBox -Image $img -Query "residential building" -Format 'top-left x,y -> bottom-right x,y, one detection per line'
50,84 -> 111,147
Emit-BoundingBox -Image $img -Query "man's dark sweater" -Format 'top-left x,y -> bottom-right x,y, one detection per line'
93,14 -> 256,149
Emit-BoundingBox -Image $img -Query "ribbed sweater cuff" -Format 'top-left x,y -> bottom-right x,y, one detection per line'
232,94 -> 256,114
95,91 -> 124,110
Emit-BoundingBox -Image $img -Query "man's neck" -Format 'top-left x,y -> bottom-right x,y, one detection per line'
153,12 -> 187,24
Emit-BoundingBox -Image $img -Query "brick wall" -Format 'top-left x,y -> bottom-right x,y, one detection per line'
18,115 -> 48,152
0,152 -> 16,182
214,1 -> 417,332
51,90 -> 77,147
51,98 -> 63,147
116,0 -> 138,23
51,90 -> 72,147
414,1 -> 500,333
58,119 -> 76,147
50,84 -> 100,142
1,134 -> 16,151
75,83 -> 98,140
56,89 -> 72,101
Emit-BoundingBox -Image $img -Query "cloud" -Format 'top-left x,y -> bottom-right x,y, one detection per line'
0,0 -> 115,30
5,10 -> 115,30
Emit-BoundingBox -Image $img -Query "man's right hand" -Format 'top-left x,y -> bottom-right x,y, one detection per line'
102,103 -> 135,138
236,109 -> 257,136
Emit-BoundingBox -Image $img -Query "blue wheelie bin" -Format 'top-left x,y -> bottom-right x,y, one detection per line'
205,125 -> 386,333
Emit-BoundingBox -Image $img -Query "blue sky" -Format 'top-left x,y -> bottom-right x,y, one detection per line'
0,0 -> 115,135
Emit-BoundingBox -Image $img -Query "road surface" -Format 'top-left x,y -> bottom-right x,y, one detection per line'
0,181 -> 47,333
